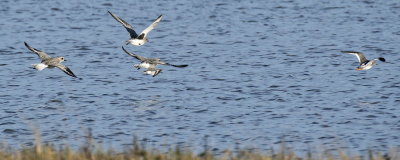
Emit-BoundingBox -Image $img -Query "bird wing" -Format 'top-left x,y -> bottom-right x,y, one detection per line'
54,64 -> 77,78
137,15 -> 163,39
152,69 -> 162,77
155,59 -> 188,68
164,63 -> 189,68
108,11 -> 139,38
341,51 -> 368,64
121,46 -> 147,62
24,42 -> 51,60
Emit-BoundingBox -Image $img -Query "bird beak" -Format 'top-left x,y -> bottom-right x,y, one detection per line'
125,41 -> 130,45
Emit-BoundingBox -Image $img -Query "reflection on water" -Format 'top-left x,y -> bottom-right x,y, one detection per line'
0,0 -> 400,153
132,96 -> 161,112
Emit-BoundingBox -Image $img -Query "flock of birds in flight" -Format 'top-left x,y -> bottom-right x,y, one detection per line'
24,11 -> 188,78
24,11 -> 386,78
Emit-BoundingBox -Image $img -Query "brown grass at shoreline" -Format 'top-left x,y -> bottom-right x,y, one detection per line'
0,137 -> 398,160
0,129 -> 398,160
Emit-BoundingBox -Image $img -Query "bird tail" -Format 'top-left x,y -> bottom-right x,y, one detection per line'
32,63 -> 48,71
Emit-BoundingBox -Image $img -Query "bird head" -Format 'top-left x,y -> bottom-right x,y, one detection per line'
59,57 -> 66,62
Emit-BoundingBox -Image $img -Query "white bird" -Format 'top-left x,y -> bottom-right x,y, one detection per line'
341,51 -> 386,70
121,46 -> 188,77
108,11 -> 163,46
24,42 -> 77,78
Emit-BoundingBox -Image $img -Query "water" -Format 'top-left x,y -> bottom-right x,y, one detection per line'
1,0 -> 400,153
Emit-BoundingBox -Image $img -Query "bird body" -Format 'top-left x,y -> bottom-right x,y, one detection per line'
126,39 -> 147,46
144,68 -> 162,77
32,63 -> 48,71
134,62 -> 155,69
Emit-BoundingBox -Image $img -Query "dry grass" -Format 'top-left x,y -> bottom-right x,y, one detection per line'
0,131 -> 398,160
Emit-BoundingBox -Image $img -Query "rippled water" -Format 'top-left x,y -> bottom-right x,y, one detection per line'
1,0 -> 400,153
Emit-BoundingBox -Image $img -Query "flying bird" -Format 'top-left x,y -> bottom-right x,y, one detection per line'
108,11 -> 163,46
341,51 -> 385,70
24,42 -> 77,78
121,46 -> 188,77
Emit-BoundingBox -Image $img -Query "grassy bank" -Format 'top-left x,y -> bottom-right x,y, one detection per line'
0,137 -> 398,160
0,130 -> 397,160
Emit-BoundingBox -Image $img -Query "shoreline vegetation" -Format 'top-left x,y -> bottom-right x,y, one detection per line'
0,134 -> 398,160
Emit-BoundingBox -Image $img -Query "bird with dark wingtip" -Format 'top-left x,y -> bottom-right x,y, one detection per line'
121,46 -> 188,77
341,51 -> 386,70
108,11 -> 163,46
24,42 -> 77,78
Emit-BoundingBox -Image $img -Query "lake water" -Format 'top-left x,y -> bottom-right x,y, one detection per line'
1,0 -> 400,154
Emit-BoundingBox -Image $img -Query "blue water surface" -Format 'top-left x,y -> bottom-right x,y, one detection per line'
0,0 -> 399,154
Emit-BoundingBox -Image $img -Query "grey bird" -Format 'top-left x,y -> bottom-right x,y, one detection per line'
108,11 -> 163,46
121,46 -> 188,77
341,51 -> 386,70
24,42 -> 77,78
